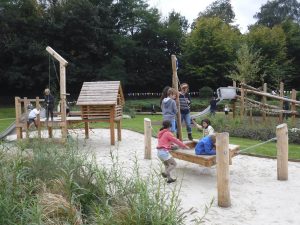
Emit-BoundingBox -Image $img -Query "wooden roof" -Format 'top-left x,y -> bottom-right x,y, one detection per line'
76,81 -> 124,106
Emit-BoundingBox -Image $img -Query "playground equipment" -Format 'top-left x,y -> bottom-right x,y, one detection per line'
12,46 -> 125,145
191,87 -> 237,119
144,119 -> 289,208
236,82 -> 300,126
76,81 -> 125,145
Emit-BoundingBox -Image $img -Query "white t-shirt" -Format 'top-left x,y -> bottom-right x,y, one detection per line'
203,125 -> 214,137
28,108 -> 40,119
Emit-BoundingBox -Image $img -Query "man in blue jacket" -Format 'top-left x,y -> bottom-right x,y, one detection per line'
195,134 -> 216,155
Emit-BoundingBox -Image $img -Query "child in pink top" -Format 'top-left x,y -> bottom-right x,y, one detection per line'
157,120 -> 189,183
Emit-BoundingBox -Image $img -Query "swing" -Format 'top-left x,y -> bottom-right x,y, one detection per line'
170,140 -> 240,167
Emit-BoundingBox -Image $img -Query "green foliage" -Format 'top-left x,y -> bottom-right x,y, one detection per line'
228,43 -> 264,84
0,138 -> 191,224
197,0 -> 235,24
254,0 -> 300,27
182,17 -> 241,89
198,86 -> 213,98
246,25 -> 291,86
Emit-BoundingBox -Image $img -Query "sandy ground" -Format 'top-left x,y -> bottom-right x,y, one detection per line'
6,128 -> 300,225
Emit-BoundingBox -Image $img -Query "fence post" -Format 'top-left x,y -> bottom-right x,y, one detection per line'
276,123 -> 288,181
279,82 -> 284,123
216,132 -> 231,207
144,118 -> 152,159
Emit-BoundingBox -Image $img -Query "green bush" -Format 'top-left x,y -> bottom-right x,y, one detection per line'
199,86 -> 213,98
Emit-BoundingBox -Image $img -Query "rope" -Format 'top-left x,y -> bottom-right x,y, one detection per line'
150,126 -> 158,137
238,137 -> 277,153
48,55 -> 51,89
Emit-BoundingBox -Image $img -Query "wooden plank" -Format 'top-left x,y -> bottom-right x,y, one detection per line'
170,144 -> 240,167
77,101 -> 116,106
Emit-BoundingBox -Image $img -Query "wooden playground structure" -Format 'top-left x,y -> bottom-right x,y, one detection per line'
14,47 -> 125,145
233,81 -> 300,125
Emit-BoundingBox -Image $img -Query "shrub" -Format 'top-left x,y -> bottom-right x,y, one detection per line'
199,86 -> 213,98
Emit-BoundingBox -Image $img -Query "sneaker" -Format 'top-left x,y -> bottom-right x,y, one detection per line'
167,178 -> 177,183
161,172 -> 168,178
188,133 -> 193,141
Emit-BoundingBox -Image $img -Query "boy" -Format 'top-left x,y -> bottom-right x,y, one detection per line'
179,83 -> 193,140
27,107 -> 40,129
195,134 -> 216,155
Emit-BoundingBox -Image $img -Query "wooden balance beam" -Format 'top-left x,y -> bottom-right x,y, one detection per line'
170,141 -> 240,167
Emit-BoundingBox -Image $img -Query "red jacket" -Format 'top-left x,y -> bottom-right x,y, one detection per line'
157,129 -> 188,151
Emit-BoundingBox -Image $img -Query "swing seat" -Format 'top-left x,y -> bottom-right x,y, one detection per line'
170,141 -> 240,167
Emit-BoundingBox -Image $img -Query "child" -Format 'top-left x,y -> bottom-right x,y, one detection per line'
161,88 -> 178,133
224,104 -> 229,117
192,118 -> 214,137
179,83 -> 193,140
195,134 -> 216,155
210,96 -> 218,116
27,107 -> 40,129
44,88 -> 55,121
157,120 -> 189,183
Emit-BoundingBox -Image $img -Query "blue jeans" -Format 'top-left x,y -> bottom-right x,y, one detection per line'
170,119 -> 177,133
181,113 -> 192,133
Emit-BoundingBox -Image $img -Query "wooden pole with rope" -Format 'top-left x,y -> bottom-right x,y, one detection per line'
171,55 -> 182,141
46,46 -> 68,139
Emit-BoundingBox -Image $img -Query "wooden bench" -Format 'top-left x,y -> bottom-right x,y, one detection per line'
170,141 -> 240,167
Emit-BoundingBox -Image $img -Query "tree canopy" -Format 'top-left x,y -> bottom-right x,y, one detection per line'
0,0 -> 299,98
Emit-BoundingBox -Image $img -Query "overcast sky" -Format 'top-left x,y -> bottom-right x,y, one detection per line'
147,0 -> 269,33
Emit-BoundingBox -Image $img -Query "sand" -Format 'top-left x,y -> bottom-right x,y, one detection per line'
6,128 -> 300,225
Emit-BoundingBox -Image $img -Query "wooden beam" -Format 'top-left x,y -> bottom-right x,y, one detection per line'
46,46 -> 68,66
171,55 -> 182,140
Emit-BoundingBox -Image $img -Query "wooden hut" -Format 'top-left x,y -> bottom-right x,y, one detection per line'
76,81 -> 125,145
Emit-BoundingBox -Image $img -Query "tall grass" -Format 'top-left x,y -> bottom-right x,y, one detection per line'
0,138 -> 196,224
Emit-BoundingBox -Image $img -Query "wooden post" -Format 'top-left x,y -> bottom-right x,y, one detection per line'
46,46 -> 68,140
117,120 -> 121,141
144,118 -> 152,159
109,106 -> 115,145
48,126 -> 53,138
15,97 -> 23,139
84,122 -> 89,139
276,123 -> 288,181
291,89 -> 296,126
216,132 -> 231,207
240,85 -> 245,119
232,81 -> 236,118
262,83 -> 267,122
279,82 -> 284,123
171,55 -> 182,141
36,97 -> 41,138
60,63 -> 67,139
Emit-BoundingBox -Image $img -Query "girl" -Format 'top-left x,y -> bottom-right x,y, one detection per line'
192,118 -> 214,137
161,88 -> 178,133
156,120 -> 189,183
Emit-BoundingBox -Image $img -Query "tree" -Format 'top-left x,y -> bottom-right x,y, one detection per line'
228,43 -> 264,85
246,25 -> 291,87
182,17 -> 241,89
281,20 -> 300,88
254,0 -> 300,27
197,0 -> 235,24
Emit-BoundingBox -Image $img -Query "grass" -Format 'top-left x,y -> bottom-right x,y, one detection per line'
0,138 -> 193,224
1,105 -> 300,160
0,107 -> 15,133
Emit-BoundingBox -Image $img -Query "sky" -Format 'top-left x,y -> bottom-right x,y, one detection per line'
147,0 -> 269,33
